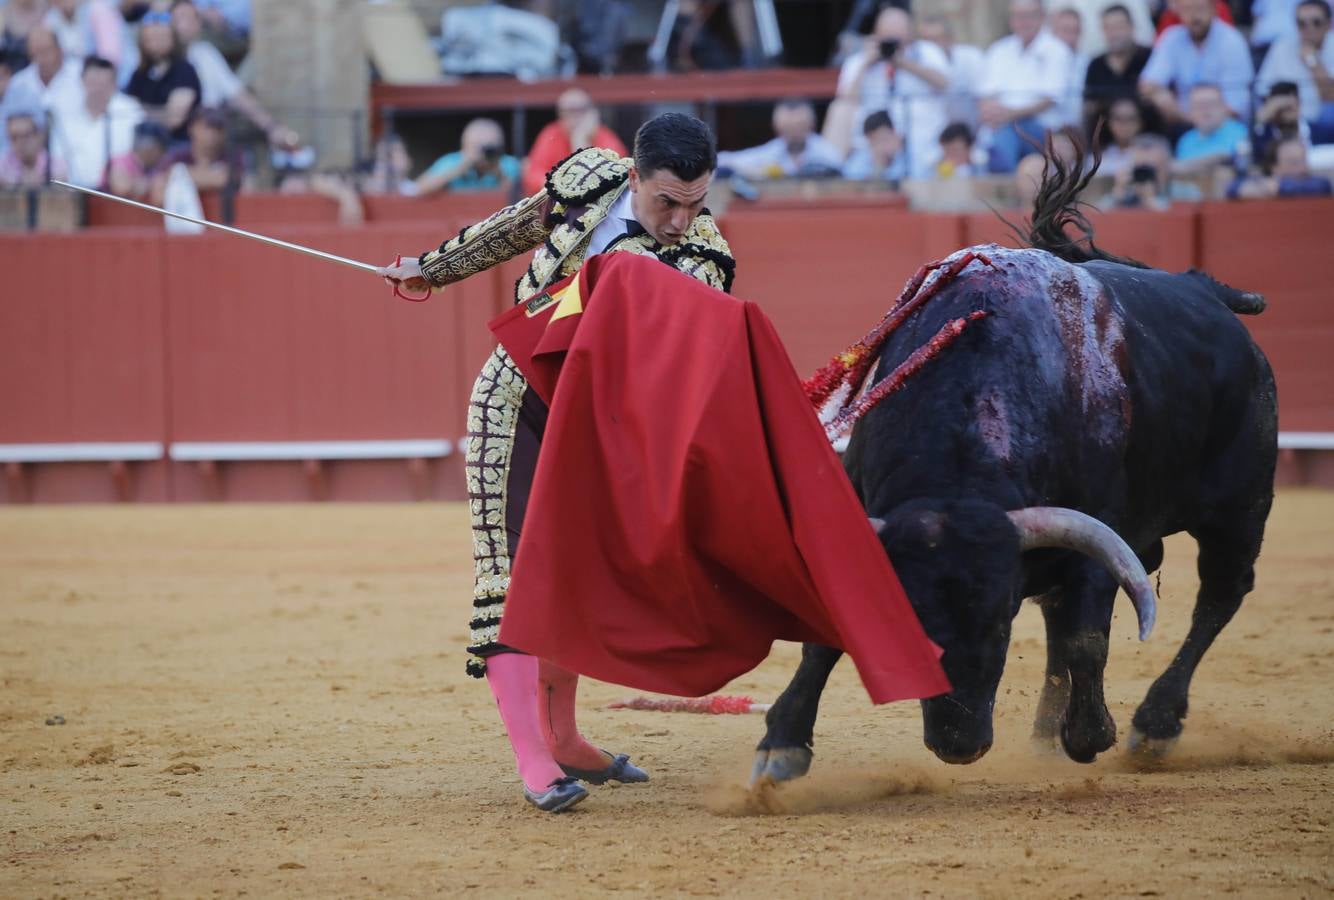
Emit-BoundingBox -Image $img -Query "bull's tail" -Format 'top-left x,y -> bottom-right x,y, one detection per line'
1185,269 -> 1267,315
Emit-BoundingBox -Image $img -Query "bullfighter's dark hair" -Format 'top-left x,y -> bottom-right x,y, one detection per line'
633,113 -> 716,182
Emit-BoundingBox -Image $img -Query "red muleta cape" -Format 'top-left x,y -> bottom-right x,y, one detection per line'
490,252 -> 949,704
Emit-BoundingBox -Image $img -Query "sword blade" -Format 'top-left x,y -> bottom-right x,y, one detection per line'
51,180 -> 381,274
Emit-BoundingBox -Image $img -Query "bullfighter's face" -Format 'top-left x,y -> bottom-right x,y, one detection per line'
628,165 -> 711,247
876,499 -> 1024,764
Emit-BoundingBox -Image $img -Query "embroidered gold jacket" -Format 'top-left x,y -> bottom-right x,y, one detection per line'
417,147 -> 736,300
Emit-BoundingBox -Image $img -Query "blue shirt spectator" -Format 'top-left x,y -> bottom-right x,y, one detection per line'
841,111 -> 907,182
1140,2 -> 1254,120
413,117 -> 519,194
1175,83 -> 1248,162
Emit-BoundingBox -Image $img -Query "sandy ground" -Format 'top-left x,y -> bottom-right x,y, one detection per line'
1,492 -> 1332,899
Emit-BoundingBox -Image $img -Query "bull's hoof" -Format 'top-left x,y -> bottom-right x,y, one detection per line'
1126,726 -> 1179,761
749,747 -> 812,786
1059,716 -> 1116,764
1030,732 -> 1064,756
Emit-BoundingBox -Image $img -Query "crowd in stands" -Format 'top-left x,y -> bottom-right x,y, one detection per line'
1,0 -> 1331,222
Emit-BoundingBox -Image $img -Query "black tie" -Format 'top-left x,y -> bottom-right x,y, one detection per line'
621,218 -> 647,239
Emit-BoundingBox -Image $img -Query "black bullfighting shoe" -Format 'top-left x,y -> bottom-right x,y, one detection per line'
559,751 -> 650,785
524,776 -> 589,813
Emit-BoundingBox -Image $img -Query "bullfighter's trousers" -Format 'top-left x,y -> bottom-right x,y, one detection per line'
464,345 -> 548,678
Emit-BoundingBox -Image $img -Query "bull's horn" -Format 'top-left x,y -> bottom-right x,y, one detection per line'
1006,507 -> 1157,640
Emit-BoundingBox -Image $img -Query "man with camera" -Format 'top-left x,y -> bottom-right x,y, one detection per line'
413,117 -> 520,195
827,6 -> 950,178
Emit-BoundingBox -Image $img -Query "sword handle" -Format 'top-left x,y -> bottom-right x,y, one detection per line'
391,254 -> 432,303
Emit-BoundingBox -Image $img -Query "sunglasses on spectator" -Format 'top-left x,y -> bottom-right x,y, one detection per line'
1297,16 -> 1327,28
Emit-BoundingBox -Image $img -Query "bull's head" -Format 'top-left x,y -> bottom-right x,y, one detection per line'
871,500 -> 1155,765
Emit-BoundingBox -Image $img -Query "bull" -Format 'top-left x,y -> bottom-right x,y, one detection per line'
752,154 -> 1277,780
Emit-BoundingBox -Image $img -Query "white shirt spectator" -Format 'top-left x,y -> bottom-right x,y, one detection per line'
43,0 -> 124,66
187,39 -> 242,108
938,41 -> 985,128
5,57 -> 83,115
837,40 -> 951,178
978,28 -> 1073,130
1063,49 -> 1090,126
717,134 -> 846,179
1141,18 -> 1255,118
51,91 -> 141,187
1257,32 -> 1334,122
1057,0 -> 1156,56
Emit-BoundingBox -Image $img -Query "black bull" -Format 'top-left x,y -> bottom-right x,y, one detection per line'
752,242 -> 1277,782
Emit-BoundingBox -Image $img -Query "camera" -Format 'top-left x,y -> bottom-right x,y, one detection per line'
879,38 -> 901,59
1131,164 -> 1157,185
482,144 -> 503,162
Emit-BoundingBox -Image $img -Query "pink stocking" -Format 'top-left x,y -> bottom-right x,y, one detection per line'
485,653 -> 565,791
538,659 -> 610,770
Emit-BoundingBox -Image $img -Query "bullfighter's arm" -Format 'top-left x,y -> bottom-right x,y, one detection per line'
417,190 -> 555,288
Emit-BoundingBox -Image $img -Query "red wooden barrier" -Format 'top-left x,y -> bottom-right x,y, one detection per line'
1196,198 -> 1334,434
3,198 -> 1331,501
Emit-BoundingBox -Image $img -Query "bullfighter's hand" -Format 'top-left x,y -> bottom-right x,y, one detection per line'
377,257 -> 430,293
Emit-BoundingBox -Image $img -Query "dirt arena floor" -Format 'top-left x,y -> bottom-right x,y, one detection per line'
2,491 -> 1332,899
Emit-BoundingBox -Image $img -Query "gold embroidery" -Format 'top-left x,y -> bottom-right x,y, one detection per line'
419,191 -> 552,288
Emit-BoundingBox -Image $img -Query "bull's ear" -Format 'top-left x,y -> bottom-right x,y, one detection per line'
868,517 -> 888,535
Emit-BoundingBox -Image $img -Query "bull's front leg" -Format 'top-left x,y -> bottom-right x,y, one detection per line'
751,643 -> 843,785
1032,589 -> 1071,751
1046,567 -> 1118,763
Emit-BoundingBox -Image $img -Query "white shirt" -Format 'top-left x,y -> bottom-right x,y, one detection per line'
939,42 -> 985,128
1063,51 -> 1090,127
978,29 -> 1073,130
188,40 -> 243,108
587,187 -> 641,257
6,59 -> 84,118
52,92 -> 142,187
837,40 -> 951,179
1257,33 -> 1334,122
717,134 -> 846,179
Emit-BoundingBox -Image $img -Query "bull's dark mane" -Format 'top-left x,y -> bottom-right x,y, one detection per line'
1003,127 -> 1149,270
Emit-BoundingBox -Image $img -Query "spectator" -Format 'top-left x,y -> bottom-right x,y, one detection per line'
716,98 -> 844,179
0,50 -> 19,154
825,7 -> 950,176
1229,134 -> 1333,196
151,104 -> 241,203
190,0 -> 248,61
1175,82 -> 1248,167
1082,4 -> 1151,128
1049,6 -> 1089,128
1051,0 -> 1155,55
107,117 -> 168,200
0,0 -> 47,67
1014,150 -> 1047,208
1140,0 -> 1254,126
1104,132 -> 1202,209
50,54 -> 139,187
0,108 -> 66,186
1155,0 -> 1233,34
125,9 -> 201,142
977,0 -> 1073,174
1094,95 -> 1150,176
916,15 -> 985,130
520,87 -> 626,195
842,110 -> 906,182
359,132 -> 415,195
1256,0 -> 1334,143
414,117 -> 520,195
935,121 -> 976,177
1253,81 -> 1311,161
170,0 -> 296,148
6,25 -> 82,114
43,0 -> 124,65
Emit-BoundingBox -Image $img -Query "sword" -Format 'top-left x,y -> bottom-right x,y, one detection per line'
50,180 -> 431,300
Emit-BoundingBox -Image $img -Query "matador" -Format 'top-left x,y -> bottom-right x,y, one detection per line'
378,112 -> 736,813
